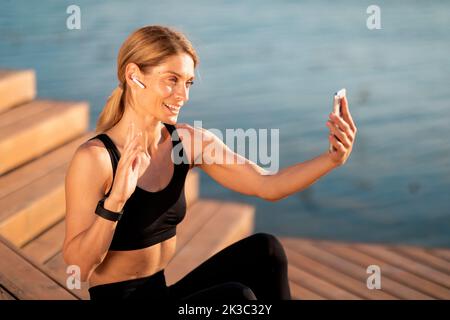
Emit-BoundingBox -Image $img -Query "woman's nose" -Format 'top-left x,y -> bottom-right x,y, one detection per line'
174,83 -> 189,101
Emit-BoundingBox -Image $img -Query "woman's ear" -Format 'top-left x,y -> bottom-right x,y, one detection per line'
125,62 -> 144,88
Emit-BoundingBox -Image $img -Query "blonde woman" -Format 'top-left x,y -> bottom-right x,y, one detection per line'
63,25 -> 356,301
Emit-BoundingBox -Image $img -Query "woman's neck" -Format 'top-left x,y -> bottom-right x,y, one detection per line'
108,107 -> 168,155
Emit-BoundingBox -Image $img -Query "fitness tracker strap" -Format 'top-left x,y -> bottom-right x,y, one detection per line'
95,197 -> 123,222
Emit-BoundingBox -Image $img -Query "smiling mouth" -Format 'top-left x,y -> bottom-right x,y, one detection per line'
163,102 -> 180,113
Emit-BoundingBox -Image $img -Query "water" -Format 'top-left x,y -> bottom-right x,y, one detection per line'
1,0 -> 449,248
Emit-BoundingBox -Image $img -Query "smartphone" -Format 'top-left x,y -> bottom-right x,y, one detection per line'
329,88 -> 346,152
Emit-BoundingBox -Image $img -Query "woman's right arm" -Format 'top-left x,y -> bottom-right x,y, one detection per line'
62,145 -> 124,282
63,125 -> 148,281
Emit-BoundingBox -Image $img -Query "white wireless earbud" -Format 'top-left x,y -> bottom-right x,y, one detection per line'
131,75 -> 146,89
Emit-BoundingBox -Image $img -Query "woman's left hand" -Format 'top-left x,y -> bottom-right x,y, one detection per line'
326,95 -> 358,166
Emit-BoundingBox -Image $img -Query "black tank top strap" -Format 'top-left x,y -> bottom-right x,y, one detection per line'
88,133 -> 121,196
163,122 -> 189,166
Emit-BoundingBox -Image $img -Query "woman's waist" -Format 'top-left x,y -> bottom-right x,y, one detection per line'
89,237 -> 177,288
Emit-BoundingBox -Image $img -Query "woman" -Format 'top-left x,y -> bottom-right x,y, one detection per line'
63,25 -> 357,301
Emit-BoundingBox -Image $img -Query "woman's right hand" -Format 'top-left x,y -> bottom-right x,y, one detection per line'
108,122 -> 151,206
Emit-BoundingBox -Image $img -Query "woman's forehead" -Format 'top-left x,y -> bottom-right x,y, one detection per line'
156,54 -> 195,79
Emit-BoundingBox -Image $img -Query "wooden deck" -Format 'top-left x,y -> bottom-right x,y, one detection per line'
3,224 -> 450,300
282,238 -> 450,299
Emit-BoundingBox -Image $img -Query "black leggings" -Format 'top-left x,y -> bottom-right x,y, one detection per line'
88,233 -> 291,301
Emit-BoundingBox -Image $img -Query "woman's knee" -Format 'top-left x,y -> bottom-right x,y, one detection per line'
249,233 -> 288,268
222,282 -> 257,300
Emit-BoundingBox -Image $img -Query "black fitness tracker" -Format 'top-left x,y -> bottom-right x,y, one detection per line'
95,197 -> 123,222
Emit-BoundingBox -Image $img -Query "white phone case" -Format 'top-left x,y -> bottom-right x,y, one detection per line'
329,88 -> 346,152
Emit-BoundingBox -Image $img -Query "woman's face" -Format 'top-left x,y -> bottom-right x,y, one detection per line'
129,53 -> 195,123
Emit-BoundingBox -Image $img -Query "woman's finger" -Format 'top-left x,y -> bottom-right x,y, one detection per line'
327,121 -> 351,148
124,132 -> 141,154
329,134 -> 346,153
143,130 -> 149,157
125,146 -> 143,169
340,96 -> 357,133
120,133 -> 142,167
329,114 -> 354,142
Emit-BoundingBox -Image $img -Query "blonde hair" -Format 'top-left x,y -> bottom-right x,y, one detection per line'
95,25 -> 199,133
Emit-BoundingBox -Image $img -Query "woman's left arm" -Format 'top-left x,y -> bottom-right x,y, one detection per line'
195,95 -> 357,201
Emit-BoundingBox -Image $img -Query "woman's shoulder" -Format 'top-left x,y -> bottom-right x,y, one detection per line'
174,122 -> 211,137
72,135 -> 114,173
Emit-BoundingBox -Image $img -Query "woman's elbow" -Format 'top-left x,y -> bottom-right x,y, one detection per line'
63,247 -> 98,282
259,187 -> 282,202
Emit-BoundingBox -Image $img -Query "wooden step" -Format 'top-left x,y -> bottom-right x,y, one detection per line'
0,99 -> 89,175
0,133 -> 93,247
0,236 -> 77,300
23,198 -> 254,299
0,132 -> 93,199
0,69 -> 36,113
21,219 -> 65,264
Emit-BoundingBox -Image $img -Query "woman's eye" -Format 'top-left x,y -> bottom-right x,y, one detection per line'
186,81 -> 194,87
169,78 -> 177,83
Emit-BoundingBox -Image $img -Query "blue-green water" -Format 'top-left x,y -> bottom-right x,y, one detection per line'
1,0 -> 449,247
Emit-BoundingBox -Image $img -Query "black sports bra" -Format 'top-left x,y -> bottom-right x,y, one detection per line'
88,122 -> 190,251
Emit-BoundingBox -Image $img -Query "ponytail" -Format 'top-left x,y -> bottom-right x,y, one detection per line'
95,86 -> 125,133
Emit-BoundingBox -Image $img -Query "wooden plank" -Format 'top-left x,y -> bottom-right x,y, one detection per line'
0,286 -> 16,300
0,132 -> 93,199
289,281 -> 325,300
315,240 -> 446,299
429,248 -> 450,263
393,245 -> 450,275
0,99 -> 89,175
354,244 -> 450,290
287,264 -> 360,299
283,245 -> 396,299
21,219 -> 65,264
165,200 -> 254,285
0,165 -> 67,246
287,238 -> 432,299
175,199 -> 222,253
0,236 -> 77,300
0,100 -> 54,128
0,69 -> 36,113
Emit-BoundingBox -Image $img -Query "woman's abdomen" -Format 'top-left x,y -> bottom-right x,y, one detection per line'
88,235 -> 177,287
